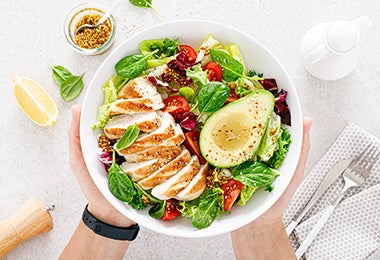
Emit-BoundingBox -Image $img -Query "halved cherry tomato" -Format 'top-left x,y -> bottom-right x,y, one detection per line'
202,62 -> 223,82
162,199 -> 181,220
184,129 -> 207,165
225,86 -> 239,104
220,179 -> 244,211
162,95 -> 190,115
179,44 -> 197,63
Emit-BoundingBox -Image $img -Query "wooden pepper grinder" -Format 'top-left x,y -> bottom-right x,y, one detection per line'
0,197 -> 54,258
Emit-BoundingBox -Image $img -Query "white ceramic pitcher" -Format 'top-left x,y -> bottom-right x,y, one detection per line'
300,16 -> 372,81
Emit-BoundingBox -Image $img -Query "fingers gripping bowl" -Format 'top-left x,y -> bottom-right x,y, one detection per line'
80,20 -> 302,238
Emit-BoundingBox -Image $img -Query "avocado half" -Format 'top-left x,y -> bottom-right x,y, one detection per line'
199,90 -> 274,168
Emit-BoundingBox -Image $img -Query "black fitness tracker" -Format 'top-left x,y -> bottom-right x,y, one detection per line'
82,204 -> 139,241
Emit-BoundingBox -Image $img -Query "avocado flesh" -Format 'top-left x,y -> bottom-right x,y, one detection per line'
200,90 -> 274,168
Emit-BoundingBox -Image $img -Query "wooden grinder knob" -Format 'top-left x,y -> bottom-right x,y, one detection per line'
0,197 -> 53,258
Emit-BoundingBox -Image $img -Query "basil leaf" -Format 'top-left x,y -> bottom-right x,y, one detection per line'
191,188 -> 224,229
232,161 -> 279,187
149,201 -> 166,219
115,124 -> 140,150
51,65 -> 72,86
115,50 -> 158,79
134,182 -> 161,204
197,82 -> 230,113
60,74 -> 84,101
108,152 -> 136,203
210,49 -> 244,82
129,0 -> 163,17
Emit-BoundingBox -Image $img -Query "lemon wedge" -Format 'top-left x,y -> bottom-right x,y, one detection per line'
10,73 -> 58,126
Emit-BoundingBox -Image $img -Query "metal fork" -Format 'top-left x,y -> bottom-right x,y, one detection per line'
295,144 -> 380,259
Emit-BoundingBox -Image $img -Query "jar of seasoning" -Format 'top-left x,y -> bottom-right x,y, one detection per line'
64,3 -> 116,55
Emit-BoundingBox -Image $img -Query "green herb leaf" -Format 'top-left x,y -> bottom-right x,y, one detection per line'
139,38 -> 179,58
186,64 -> 208,87
232,161 -> 279,187
197,82 -> 230,113
129,0 -> 164,17
50,65 -> 73,86
115,50 -> 158,79
60,74 -> 84,101
149,201 -> 166,219
108,152 -> 137,203
210,49 -> 244,82
267,127 -> 292,169
115,124 -> 140,150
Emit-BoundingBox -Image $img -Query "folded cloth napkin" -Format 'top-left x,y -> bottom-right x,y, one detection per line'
283,123 -> 380,260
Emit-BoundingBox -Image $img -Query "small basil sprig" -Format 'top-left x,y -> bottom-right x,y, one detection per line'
50,64 -> 84,101
115,49 -> 158,79
108,152 -> 137,203
197,82 -> 230,114
129,0 -> 163,17
209,49 -> 263,89
231,161 -> 279,187
115,124 -> 140,150
149,201 -> 166,219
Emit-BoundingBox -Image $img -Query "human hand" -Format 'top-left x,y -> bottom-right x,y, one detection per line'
68,105 -> 135,227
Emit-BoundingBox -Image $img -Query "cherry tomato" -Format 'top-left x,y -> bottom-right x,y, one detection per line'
225,86 -> 239,104
202,62 -> 223,82
184,130 -> 207,165
162,199 -> 181,220
162,95 -> 190,115
220,179 -> 243,211
179,44 -> 197,63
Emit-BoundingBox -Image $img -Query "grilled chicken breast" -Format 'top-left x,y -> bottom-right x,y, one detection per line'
175,163 -> 209,201
116,113 -> 176,154
151,156 -> 200,200
118,76 -> 158,99
123,145 -> 182,163
104,112 -> 161,140
138,150 -> 191,190
108,94 -> 164,115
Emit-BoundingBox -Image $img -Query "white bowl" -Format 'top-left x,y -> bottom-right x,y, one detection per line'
80,20 -> 302,238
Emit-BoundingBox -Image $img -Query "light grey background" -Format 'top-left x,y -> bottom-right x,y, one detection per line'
0,0 -> 379,259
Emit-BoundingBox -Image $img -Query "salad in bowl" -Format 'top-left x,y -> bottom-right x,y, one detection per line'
80,20 -> 302,237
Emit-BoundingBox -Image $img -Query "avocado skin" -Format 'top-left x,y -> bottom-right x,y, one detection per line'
199,90 -> 274,168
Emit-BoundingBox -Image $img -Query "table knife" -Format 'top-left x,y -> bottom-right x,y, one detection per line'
285,159 -> 352,235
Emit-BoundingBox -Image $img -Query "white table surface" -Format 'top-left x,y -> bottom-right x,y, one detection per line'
0,0 -> 379,259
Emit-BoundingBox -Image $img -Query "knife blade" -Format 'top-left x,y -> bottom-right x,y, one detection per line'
285,159 -> 352,235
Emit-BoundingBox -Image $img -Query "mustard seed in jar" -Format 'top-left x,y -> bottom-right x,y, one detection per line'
74,14 -> 112,49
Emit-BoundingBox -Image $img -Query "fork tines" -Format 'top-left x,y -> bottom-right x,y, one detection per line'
351,144 -> 380,176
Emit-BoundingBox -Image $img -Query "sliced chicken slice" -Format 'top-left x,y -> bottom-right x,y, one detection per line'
104,112 -> 161,140
108,94 -> 164,115
164,124 -> 185,146
116,113 -> 176,155
118,76 -> 158,99
151,156 -> 200,200
124,145 -> 182,163
138,150 -> 191,190
175,163 -> 209,201
120,157 -> 174,182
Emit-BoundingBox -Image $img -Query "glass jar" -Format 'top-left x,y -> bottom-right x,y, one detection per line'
64,3 -> 116,55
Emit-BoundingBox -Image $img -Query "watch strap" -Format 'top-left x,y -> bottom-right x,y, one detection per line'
82,205 -> 139,241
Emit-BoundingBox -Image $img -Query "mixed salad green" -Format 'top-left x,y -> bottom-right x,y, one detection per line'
92,35 -> 292,229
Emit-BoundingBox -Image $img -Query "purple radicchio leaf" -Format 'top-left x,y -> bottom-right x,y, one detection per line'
147,73 -> 179,93
259,78 -> 291,126
174,111 -> 197,131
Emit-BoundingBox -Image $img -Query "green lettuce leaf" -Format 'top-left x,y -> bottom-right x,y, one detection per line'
257,113 -> 282,162
267,128 -> 292,169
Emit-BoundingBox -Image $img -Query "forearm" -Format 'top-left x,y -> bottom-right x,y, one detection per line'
60,220 -> 130,259
60,205 -> 135,259
231,219 -> 295,260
